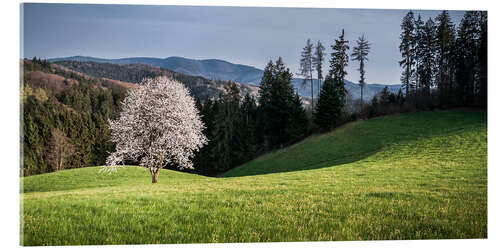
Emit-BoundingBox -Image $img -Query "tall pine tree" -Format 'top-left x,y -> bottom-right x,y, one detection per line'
455,11 -> 481,105
478,11 -> 487,108
418,18 -> 438,95
435,10 -> 456,105
399,11 -> 416,97
313,40 -> 326,94
299,39 -> 315,109
351,34 -> 371,108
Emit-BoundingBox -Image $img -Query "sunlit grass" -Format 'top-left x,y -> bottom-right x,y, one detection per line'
21,110 -> 487,245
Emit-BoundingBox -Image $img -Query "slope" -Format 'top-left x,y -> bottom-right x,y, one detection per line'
53,60 -> 260,100
21,110 -> 487,245
221,109 -> 486,177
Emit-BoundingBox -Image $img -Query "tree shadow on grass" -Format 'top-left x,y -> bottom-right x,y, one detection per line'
219,110 -> 486,178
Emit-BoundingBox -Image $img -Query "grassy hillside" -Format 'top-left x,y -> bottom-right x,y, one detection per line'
21,110 -> 487,245
221,109 -> 486,177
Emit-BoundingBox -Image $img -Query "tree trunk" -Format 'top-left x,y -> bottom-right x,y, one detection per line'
311,78 -> 314,110
318,78 -> 321,96
152,169 -> 160,183
310,69 -> 314,111
360,84 -> 364,111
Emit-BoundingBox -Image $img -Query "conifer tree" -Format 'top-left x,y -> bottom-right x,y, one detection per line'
313,40 -> 326,93
435,10 -> 456,104
211,82 -> 243,172
299,39 -> 315,109
351,34 -> 371,108
399,11 -> 416,97
456,11 -> 481,105
240,93 -> 258,161
259,57 -> 308,149
478,11 -> 487,108
397,88 -> 404,104
288,93 -> 309,143
314,77 -> 345,130
315,29 -> 349,131
414,14 -> 425,92
329,29 -> 350,81
419,18 -> 438,94
380,86 -> 390,104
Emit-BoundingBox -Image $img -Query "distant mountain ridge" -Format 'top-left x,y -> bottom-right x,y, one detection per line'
49,56 -> 402,101
49,56 -> 264,85
51,60 -> 260,101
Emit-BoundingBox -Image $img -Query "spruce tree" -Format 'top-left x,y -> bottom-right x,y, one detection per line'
288,93 -> 309,143
313,40 -> 326,93
258,57 -> 307,149
399,11 -> 416,97
456,11 -> 481,105
314,77 -> 342,130
315,29 -> 349,131
193,98 -> 218,176
397,88 -> 404,104
329,29 -> 350,81
211,82 -> 243,172
419,18 -> 438,95
240,93 -> 258,160
414,14 -> 425,92
299,39 -> 315,109
351,34 -> 371,108
435,10 -> 456,105
478,11 -> 487,108
380,86 -> 390,104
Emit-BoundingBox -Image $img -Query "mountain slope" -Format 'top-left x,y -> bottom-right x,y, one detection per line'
49,56 -> 264,85
53,60 -> 260,100
49,56 -> 401,100
22,110 -> 487,245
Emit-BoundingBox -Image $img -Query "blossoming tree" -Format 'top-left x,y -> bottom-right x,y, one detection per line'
101,76 -> 207,183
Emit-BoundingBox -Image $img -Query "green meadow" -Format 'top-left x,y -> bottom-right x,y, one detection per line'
21,110 -> 487,245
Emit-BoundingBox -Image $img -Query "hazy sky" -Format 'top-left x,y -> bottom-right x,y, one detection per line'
22,3 -> 466,84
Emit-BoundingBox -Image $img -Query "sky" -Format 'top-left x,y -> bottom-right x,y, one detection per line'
21,3 -> 466,85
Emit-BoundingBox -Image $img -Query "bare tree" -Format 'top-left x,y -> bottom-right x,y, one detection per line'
102,76 -> 208,183
46,129 -> 75,172
299,39 -> 315,109
351,34 -> 371,110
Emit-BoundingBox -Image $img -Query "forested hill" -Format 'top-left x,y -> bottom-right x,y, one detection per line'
21,58 -> 259,176
49,56 -> 264,86
22,58 -> 129,176
53,60 -> 259,101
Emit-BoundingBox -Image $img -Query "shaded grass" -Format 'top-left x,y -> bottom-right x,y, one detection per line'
221,110 -> 486,177
21,110 -> 487,245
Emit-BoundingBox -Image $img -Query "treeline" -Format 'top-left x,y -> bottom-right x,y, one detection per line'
399,10 -> 487,109
192,58 -> 308,176
22,59 -> 128,176
192,29 -> 356,175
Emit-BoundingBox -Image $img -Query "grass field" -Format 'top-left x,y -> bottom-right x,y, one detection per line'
21,110 -> 487,245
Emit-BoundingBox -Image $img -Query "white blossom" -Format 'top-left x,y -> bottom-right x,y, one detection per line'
100,76 -> 207,182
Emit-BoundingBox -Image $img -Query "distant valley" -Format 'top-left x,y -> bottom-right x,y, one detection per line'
49,56 -> 402,101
